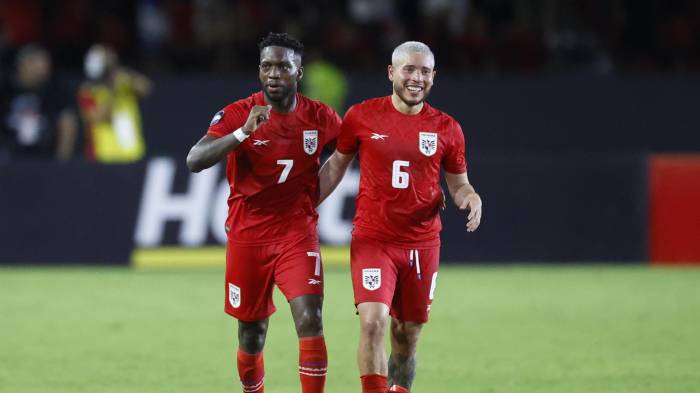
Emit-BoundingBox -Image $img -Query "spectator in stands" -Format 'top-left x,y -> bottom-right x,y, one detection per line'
77,44 -> 152,163
0,44 -> 78,162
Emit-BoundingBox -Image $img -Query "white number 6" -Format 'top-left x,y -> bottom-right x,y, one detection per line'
392,160 -> 410,189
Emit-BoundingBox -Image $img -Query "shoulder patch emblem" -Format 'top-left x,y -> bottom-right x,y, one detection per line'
419,132 -> 438,156
210,110 -> 224,126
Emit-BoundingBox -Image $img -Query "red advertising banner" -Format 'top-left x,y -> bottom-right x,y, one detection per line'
650,155 -> 700,264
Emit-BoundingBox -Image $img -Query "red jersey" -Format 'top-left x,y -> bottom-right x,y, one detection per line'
207,91 -> 341,245
336,96 -> 467,247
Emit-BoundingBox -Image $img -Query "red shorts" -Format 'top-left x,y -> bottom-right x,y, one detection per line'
350,235 -> 440,323
225,235 -> 324,322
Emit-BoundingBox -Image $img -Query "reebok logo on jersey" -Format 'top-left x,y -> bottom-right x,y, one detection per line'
307,278 -> 322,285
371,132 -> 388,140
253,139 -> 270,146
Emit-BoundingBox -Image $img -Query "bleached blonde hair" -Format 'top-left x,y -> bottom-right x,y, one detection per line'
391,41 -> 435,67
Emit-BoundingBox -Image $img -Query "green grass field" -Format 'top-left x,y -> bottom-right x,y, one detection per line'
1,265 -> 699,393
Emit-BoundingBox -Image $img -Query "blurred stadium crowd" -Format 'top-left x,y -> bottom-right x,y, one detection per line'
2,0 -> 700,163
1,0 -> 699,74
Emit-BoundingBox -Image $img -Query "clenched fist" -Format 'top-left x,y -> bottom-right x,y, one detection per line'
242,105 -> 272,135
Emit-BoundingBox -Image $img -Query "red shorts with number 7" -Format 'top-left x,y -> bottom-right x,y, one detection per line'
224,234 -> 324,322
351,235 -> 440,323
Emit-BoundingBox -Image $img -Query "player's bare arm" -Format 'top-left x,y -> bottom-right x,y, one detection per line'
445,171 -> 482,232
317,150 -> 356,205
186,105 -> 271,172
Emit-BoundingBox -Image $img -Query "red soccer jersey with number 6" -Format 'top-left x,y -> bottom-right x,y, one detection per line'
336,96 -> 467,247
207,91 -> 341,244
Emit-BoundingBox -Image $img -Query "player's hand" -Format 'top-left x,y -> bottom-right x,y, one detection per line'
242,105 -> 272,135
459,192 -> 482,232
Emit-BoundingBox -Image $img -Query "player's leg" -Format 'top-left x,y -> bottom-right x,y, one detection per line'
290,294 -> 324,337
357,301 -> 391,393
226,243 -> 277,393
350,236 -> 399,393
387,246 -> 440,393
290,294 -> 326,393
276,236 -> 327,393
387,318 -> 423,392
237,319 -> 269,393
238,318 -> 270,352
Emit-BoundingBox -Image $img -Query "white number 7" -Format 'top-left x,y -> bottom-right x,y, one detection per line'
307,252 -> 321,276
277,159 -> 294,183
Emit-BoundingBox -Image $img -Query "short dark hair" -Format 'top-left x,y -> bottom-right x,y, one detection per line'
258,32 -> 304,57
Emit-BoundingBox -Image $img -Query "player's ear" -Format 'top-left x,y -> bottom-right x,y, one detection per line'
388,64 -> 394,82
297,65 -> 304,82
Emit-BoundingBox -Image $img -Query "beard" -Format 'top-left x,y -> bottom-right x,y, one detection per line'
263,84 -> 295,103
393,81 -> 432,107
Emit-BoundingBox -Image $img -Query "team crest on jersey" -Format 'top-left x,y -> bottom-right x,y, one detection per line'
228,283 -> 241,308
210,110 -> 224,126
303,130 -> 318,155
362,268 -> 381,291
419,132 -> 438,156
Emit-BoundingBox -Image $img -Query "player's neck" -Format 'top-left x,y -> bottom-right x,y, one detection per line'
264,92 -> 297,113
391,93 -> 423,115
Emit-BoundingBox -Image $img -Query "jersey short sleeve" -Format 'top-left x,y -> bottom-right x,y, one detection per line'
335,105 -> 360,154
321,105 -> 342,149
442,119 -> 467,173
206,102 -> 248,138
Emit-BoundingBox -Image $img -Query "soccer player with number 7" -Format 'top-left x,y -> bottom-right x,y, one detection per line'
186,33 -> 341,393
318,41 -> 482,393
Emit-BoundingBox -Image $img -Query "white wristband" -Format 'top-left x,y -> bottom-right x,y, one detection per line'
233,128 -> 249,142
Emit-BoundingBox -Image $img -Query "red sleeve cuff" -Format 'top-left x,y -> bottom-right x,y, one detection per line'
444,165 -> 467,174
336,145 -> 357,155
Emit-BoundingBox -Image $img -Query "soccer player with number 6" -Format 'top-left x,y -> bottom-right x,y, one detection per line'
186,33 -> 341,393
318,41 -> 483,393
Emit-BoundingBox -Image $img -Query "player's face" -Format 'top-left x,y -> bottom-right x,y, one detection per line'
388,52 -> 435,107
259,46 -> 302,103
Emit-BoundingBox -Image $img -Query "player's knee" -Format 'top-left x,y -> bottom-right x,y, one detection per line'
238,320 -> 268,353
391,321 -> 422,353
395,337 -> 419,355
294,307 -> 323,336
360,317 -> 387,342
